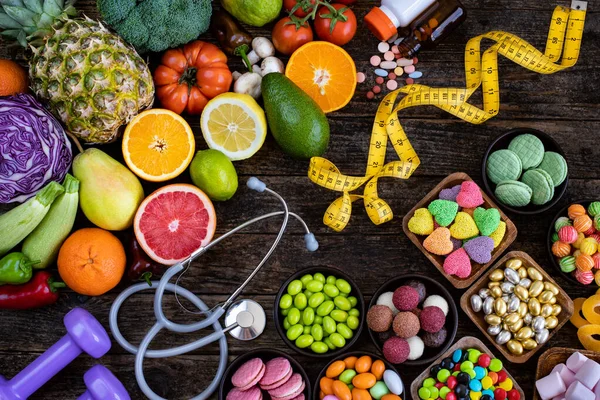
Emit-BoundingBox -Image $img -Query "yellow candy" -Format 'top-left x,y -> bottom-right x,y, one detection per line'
450,212 -> 479,240
470,391 -> 482,400
596,270 -> 600,287
489,221 -> 507,248
573,250 -> 582,258
408,208 -> 435,235
578,324 -> 600,351
573,232 -> 586,249
570,298 -> 590,328
481,376 -> 493,390
580,238 -> 598,256
499,378 -> 513,391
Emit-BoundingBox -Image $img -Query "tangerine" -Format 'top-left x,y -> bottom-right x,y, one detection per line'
0,59 -> 28,96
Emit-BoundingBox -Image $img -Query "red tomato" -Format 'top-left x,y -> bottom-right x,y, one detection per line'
272,17 -> 314,56
283,0 -> 316,17
314,4 -> 357,46
335,0 -> 356,4
153,41 -> 232,115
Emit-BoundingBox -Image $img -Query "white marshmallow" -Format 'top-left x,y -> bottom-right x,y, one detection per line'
574,358 -> 600,389
565,381 -> 595,400
566,352 -> 589,373
552,364 -> 577,387
536,372 -> 566,400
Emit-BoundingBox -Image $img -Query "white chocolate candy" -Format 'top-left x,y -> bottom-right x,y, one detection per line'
423,295 -> 449,316
376,292 -> 399,315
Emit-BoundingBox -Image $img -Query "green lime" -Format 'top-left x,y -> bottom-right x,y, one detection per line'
189,149 -> 238,201
221,0 -> 282,27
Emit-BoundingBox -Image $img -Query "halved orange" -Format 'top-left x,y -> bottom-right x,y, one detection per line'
123,109 -> 195,182
285,41 -> 357,113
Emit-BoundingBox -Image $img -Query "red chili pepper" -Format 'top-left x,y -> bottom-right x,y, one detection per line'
127,235 -> 166,286
0,271 -> 64,309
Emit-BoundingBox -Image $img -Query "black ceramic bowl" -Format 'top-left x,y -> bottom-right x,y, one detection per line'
367,273 -> 458,367
313,351 -> 406,400
218,348 -> 311,400
547,199 -> 599,287
482,127 -> 568,215
274,267 -> 365,359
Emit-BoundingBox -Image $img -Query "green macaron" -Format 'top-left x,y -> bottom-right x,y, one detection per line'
538,151 -> 567,187
486,149 -> 522,185
495,180 -> 532,207
508,134 -> 545,170
521,168 -> 554,205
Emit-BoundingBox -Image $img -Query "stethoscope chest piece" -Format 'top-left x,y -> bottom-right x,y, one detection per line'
225,299 -> 266,341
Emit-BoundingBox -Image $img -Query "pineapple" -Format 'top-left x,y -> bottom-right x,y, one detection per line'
0,0 -> 154,144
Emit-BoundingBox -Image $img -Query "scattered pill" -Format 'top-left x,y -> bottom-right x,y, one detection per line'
394,66 -> 404,76
384,51 -> 395,61
386,80 -> 398,90
395,53 -> 401,59
406,78 -> 414,85
366,91 -> 375,99
375,76 -> 384,84
380,61 -> 397,69
413,57 -> 419,65
373,85 -> 382,94
370,55 -> 381,67
387,33 -> 398,43
404,65 -> 416,74
409,71 -> 423,79
388,72 -> 397,80
391,45 -> 399,54
374,68 -> 388,77
429,18 -> 439,29
394,37 -> 404,45
357,72 -> 366,83
397,58 -> 413,67
378,42 -> 390,53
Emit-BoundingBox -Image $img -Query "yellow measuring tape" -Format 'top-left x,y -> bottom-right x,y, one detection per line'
308,1 -> 587,232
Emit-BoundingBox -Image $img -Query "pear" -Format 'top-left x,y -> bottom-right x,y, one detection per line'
73,148 -> 144,231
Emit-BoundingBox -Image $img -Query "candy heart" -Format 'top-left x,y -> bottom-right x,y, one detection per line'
439,185 -> 461,201
473,207 -> 501,236
423,227 -> 454,255
443,248 -> 471,276
427,199 -> 458,227
489,221 -> 507,248
408,208 -> 434,235
449,212 -> 480,239
456,181 -> 484,208
464,236 -> 495,264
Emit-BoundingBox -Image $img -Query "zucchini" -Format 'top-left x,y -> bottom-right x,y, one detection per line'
0,181 -> 64,257
22,174 -> 79,269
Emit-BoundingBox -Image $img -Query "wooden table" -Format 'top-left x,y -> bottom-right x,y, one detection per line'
1,0 -> 598,398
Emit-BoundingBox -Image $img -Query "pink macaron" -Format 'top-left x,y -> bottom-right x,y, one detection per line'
260,357 -> 293,390
269,373 -> 305,400
231,358 -> 265,391
227,386 -> 263,400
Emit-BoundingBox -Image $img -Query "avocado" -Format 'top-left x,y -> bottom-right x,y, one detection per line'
262,73 -> 330,159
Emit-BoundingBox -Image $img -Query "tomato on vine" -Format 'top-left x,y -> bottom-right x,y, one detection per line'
314,4 -> 357,46
283,0 -> 317,17
272,16 -> 314,55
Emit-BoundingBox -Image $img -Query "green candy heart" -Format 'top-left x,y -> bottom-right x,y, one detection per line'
427,199 -> 459,227
473,207 -> 501,236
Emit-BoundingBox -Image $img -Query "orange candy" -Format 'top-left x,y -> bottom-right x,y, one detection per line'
570,298 -> 590,328
568,204 -> 587,219
552,241 -> 571,257
332,380 -> 352,400
355,356 -> 373,373
381,396 -> 403,400
320,391 -> 326,400
326,360 -> 347,378
320,377 -> 334,395
582,294 -> 600,324
576,254 -> 595,272
488,371 -> 498,384
344,356 -> 358,370
352,388 -> 373,400
353,373 -> 377,390
371,360 -> 386,380
578,324 -> 600,351
574,215 -> 593,233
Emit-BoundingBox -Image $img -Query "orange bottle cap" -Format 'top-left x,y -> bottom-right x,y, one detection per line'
364,7 -> 397,41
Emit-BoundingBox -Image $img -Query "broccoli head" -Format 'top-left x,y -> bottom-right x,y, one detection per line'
97,0 -> 212,53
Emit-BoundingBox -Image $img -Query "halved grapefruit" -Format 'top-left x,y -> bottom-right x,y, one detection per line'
133,184 -> 216,265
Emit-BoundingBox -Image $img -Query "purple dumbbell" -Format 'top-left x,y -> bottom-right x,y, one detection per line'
0,308 -> 111,400
77,365 -> 130,400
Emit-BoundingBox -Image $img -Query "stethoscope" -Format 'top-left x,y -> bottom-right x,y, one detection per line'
108,177 -> 318,400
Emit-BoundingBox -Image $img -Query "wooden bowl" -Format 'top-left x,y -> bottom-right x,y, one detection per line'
274,267 -> 365,359
367,274 -> 458,366
410,336 -> 526,399
402,172 -> 517,289
534,347 -> 600,400
218,348 -> 311,400
481,127 -> 569,215
460,251 -> 574,363
313,351 -> 405,400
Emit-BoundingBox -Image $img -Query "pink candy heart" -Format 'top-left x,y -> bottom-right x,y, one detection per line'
443,248 -> 472,278
456,181 -> 484,209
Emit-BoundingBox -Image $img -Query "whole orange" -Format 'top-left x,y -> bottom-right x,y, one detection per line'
0,59 -> 28,96
57,228 -> 126,296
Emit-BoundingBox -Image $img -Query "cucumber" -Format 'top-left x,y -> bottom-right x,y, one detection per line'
22,174 -> 79,269
0,181 -> 64,257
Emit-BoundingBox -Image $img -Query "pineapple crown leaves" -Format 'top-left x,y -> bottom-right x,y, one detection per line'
0,0 -> 77,47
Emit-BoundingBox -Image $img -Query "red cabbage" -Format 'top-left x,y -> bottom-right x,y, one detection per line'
0,93 -> 72,203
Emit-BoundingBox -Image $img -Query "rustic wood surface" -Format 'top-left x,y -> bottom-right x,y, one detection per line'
1,0 -> 599,398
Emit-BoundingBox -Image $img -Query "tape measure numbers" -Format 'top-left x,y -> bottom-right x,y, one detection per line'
309,1 -> 587,232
